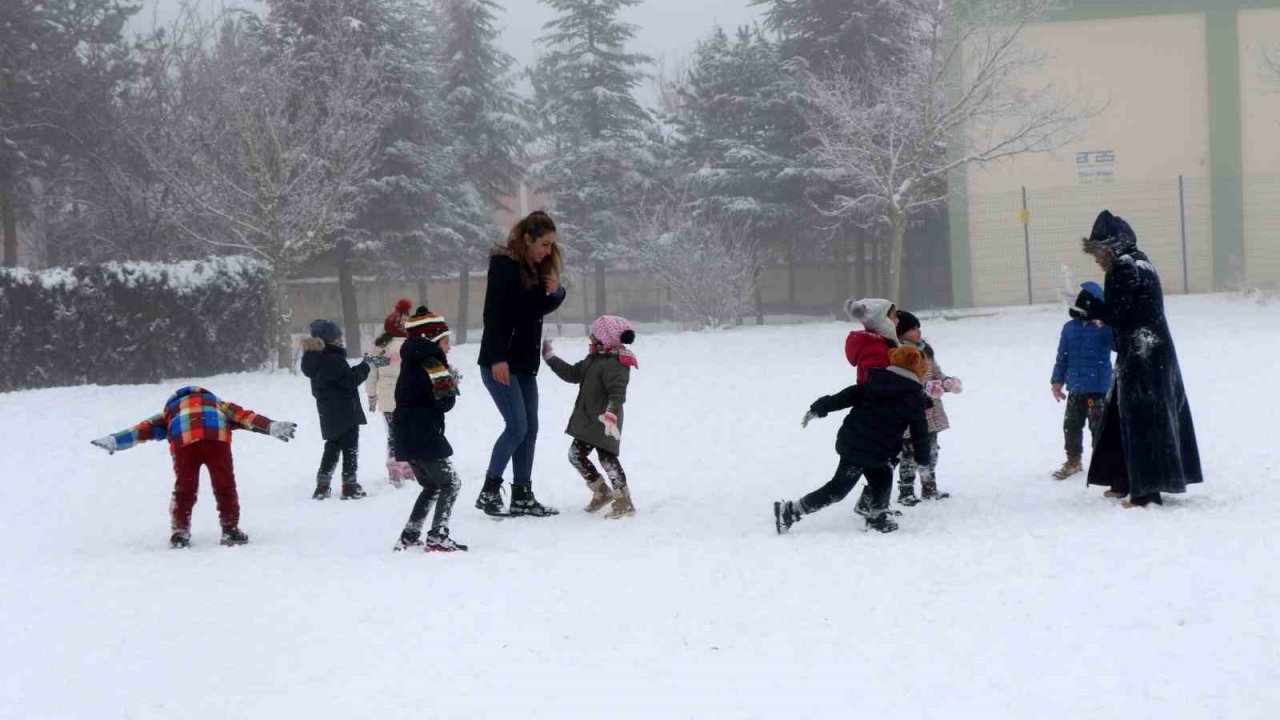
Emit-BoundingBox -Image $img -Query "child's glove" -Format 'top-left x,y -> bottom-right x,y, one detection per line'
90,436 -> 117,455
801,410 -> 818,428
368,396 -> 378,412
364,353 -> 391,368
942,377 -> 963,394
542,339 -> 556,360
599,411 -> 621,441
269,421 -> 297,442
451,367 -> 464,385
924,379 -> 945,399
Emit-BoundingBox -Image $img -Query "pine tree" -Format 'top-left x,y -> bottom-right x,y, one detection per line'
529,0 -> 657,314
435,0 -> 527,341
751,0 -> 916,74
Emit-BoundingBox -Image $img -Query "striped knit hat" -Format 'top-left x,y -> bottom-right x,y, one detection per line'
405,305 -> 451,342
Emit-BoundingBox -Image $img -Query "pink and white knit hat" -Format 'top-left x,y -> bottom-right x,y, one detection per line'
590,315 -> 635,349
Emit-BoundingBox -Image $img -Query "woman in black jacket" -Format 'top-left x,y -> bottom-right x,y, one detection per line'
475,211 -> 567,517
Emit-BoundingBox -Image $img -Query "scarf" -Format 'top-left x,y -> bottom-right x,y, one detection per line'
589,339 -> 639,369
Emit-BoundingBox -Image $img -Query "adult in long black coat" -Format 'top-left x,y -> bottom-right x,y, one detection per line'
1077,210 -> 1203,507
474,210 -> 567,517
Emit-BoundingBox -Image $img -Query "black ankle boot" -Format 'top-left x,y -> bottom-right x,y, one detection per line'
475,475 -> 506,516
509,483 -> 559,517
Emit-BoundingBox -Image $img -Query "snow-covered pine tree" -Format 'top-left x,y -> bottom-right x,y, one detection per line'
435,0 -> 528,342
529,0 -> 657,315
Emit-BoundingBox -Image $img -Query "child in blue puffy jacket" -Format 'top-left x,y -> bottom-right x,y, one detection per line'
1050,281 -> 1115,479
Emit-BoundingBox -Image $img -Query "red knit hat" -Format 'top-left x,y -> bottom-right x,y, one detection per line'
405,305 -> 451,342
383,299 -> 413,338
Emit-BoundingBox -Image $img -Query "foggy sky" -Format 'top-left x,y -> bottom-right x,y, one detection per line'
132,0 -> 764,90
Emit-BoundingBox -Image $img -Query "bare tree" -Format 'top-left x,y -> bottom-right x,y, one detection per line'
131,11 -> 399,368
805,0 -> 1091,303
631,198 -> 760,329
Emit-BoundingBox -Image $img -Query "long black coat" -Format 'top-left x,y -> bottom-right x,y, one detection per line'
1079,250 -> 1202,496
811,367 -> 932,469
477,253 -> 567,375
392,336 -> 456,461
300,339 -> 369,440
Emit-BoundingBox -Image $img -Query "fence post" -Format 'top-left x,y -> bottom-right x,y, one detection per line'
1021,186 -> 1033,304
1178,174 -> 1190,294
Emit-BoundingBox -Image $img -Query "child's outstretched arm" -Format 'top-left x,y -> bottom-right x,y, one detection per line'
542,340 -> 587,384
91,414 -> 167,454
809,385 -> 866,418
220,401 -> 296,441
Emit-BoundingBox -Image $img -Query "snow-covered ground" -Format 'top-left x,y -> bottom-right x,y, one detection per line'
2,293 -> 1277,718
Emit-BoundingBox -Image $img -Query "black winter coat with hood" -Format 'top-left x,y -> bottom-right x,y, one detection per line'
392,336 -> 456,461
300,338 -> 370,440
811,366 -> 932,469
477,253 -> 566,375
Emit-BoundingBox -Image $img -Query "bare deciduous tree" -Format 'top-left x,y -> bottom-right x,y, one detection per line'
131,11 -> 399,368
805,0 -> 1092,303
631,199 -> 759,329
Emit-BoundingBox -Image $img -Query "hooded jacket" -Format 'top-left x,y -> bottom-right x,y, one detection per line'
844,298 -> 899,385
300,338 -> 369,440
811,366 -> 932,469
1052,281 -> 1114,395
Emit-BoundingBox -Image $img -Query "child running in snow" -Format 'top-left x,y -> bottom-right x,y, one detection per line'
1049,281 -> 1114,479
844,297 -> 900,384
774,346 -> 933,535
542,315 -> 638,519
301,319 -> 389,501
392,306 -> 468,552
367,299 -> 415,488
89,386 -> 296,548
891,311 -> 962,505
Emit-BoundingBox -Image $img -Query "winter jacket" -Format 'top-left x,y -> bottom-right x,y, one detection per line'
109,386 -> 273,454
844,298 -> 899,384
811,366 -> 932,469
1077,249 -> 1202,496
367,337 -> 406,413
478,253 -> 567,375
300,338 -> 370,441
1051,282 -> 1114,395
392,336 -> 456,461
902,340 -> 954,434
545,351 -> 631,456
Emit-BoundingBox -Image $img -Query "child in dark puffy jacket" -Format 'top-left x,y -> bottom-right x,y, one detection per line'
542,315 -> 638,520
774,346 -> 933,535
300,319 -> 389,500
1050,281 -> 1115,479
90,386 -> 296,548
844,297 -> 899,384
392,306 -> 467,552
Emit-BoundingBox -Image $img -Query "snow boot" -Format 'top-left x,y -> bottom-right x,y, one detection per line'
425,528 -> 468,552
585,478 -> 615,513
220,527 -> 249,546
856,487 -> 902,517
475,475 -> 507,516
393,528 -> 424,552
897,485 -> 921,507
604,487 -> 635,519
774,500 -> 802,534
1052,456 -> 1083,480
169,531 -> 191,549
921,479 -> 950,501
865,512 -> 899,534
312,482 -> 331,500
509,483 -> 559,517
1123,493 -> 1163,508
341,482 -> 367,500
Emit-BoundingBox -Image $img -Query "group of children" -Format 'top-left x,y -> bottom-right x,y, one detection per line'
91,298 -> 639,553
89,281 -> 1112,547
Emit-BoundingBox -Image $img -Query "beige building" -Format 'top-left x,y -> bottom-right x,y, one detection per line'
951,0 -> 1280,307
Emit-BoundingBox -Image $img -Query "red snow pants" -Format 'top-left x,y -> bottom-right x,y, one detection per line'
170,440 -> 239,532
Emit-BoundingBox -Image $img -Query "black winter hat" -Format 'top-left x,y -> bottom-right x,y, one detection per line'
309,319 -> 343,345
1084,210 -> 1138,255
895,310 -> 921,337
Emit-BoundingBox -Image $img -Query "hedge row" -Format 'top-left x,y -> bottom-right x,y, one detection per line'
0,257 -> 271,392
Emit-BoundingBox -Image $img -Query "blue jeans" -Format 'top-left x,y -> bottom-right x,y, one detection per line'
481,368 -> 539,485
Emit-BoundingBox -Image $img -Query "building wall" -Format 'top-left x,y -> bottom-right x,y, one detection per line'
1239,7 -> 1280,286
965,13 -> 1214,307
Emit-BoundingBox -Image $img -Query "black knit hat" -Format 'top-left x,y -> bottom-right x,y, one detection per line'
309,319 -> 343,345
895,310 -> 921,337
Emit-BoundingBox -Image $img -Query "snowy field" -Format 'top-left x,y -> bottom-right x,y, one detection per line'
2,293 -> 1278,719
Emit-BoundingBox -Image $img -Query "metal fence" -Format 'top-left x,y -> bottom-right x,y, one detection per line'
966,174 -> 1280,307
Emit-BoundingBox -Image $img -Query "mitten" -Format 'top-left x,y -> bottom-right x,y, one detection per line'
801,410 -> 818,428
90,436 -> 117,455
364,353 -> 391,368
599,411 -> 621,441
924,379 -> 945,399
542,339 -> 555,360
942,377 -> 963,394
269,421 -> 297,442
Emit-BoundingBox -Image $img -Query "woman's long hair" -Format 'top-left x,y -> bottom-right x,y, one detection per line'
493,210 -> 563,288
